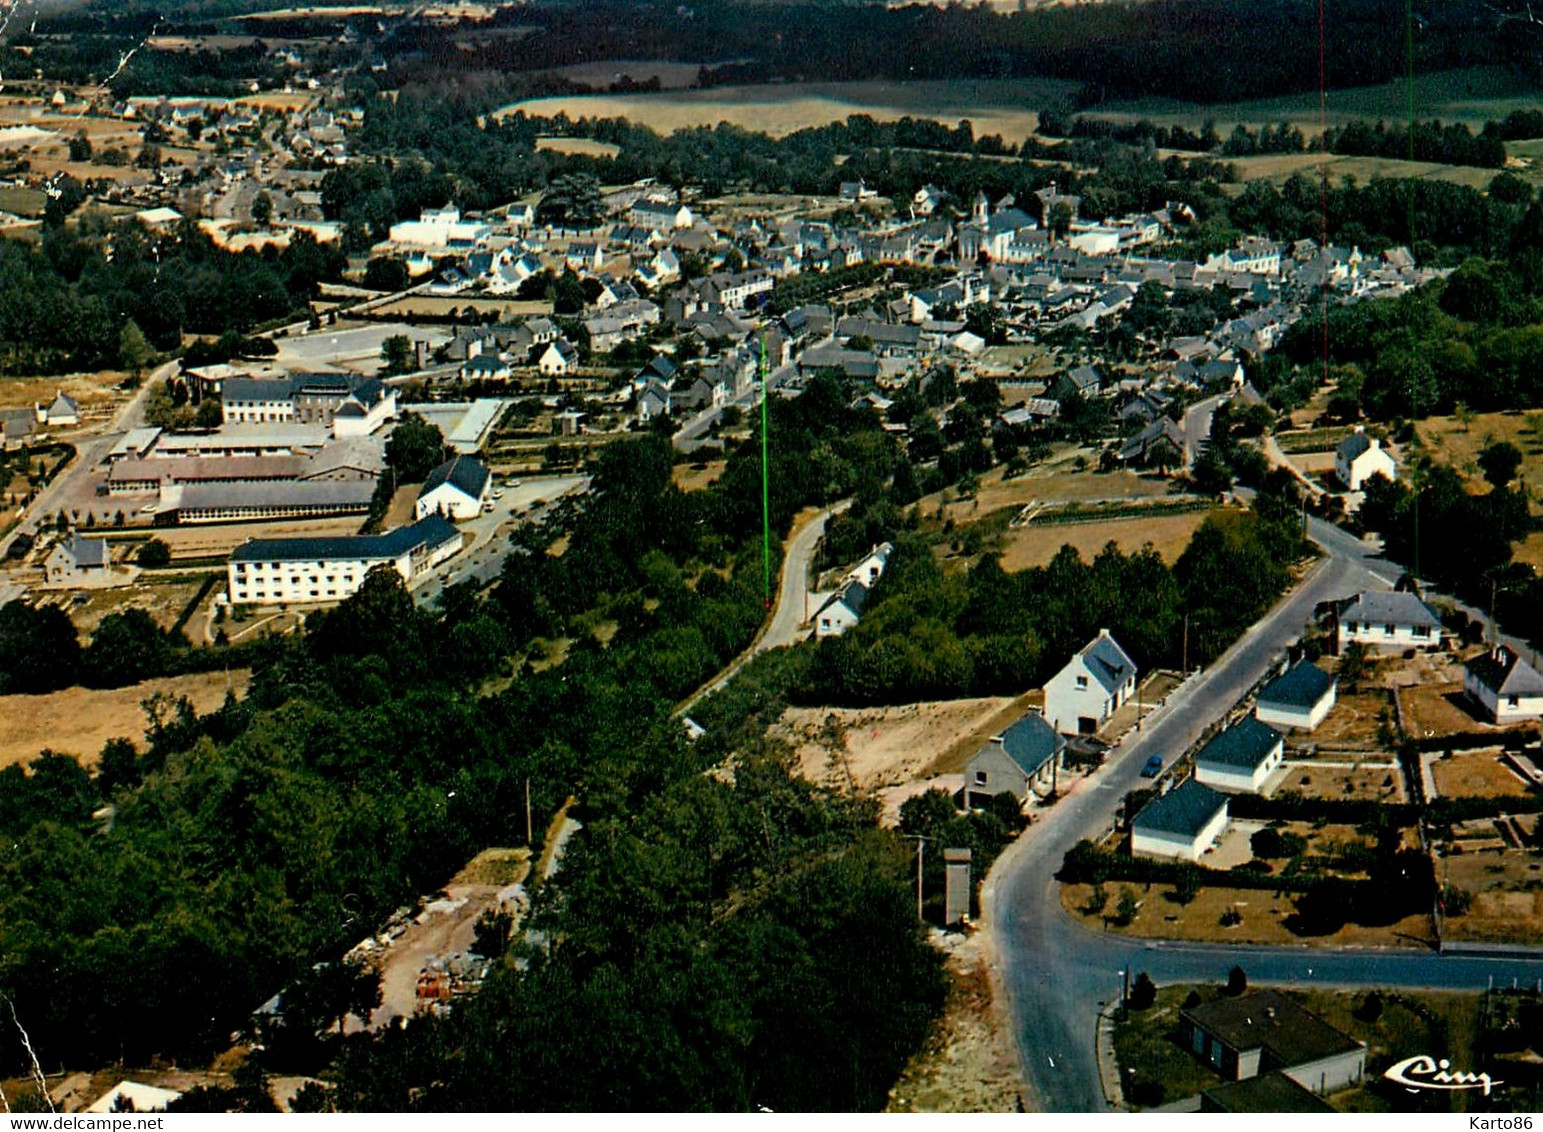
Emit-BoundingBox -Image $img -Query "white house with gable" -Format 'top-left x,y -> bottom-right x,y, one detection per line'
1465,644 -> 1543,723
1334,427 -> 1397,490
1044,628 -> 1138,735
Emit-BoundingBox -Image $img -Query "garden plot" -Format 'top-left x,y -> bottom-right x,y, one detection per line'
1281,762 -> 1407,803
1440,846 -> 1543,946
1297,688 -> 1396,752
1428,748 -> 1535,799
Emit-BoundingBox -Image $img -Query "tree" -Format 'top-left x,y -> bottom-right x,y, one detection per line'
536,173 -> 603,230
1226,965 -> 1248,996
1128,972 -> 1157,1010
68,131 -> 92,162
81,609 -> 170,688
251,192 -> 274,227
136,539 -> 171,568
0,599 -> 81,693
194,399 -> 223,429
1478,440 -> 1524,489
1146,436 -> 1183,476
384,413 -> 446,483
119,319 -> 154,376
380,334 -> 414,376
362,257 -> 409,293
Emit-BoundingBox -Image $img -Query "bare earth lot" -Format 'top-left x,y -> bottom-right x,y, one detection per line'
997,511 -> 1209,571
1430,749 -> 1534,799
1443,847 -> 1543,945
1,670 -> 252,767
1298,688 -> 1394,752
1417,410 -> 1543,509
923,460 -> 1173,524
1283,762 -> 1406,803
776,695 -> 1017,792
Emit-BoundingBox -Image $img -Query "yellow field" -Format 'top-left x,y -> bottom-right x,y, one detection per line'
1416,411 -> 1543,506
996,510 -> 1210,571
1,670 -> 252,766
1212,151 -> 1498,192
536,136 -> 622,158
499,78 -> 1081,144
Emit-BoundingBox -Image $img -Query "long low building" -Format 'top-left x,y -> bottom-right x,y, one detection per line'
163,479 -> 376,524
227,516 -> 462,606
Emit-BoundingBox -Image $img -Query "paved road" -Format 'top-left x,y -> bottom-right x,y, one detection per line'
986,512 -> 1543,1112
672,363 -> 794,453
1182,394 -> 1223,468
681,497 -> 851,712
0,359 -> 169,560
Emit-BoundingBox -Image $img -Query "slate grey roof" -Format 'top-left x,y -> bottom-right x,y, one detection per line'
1079,630 -> 1136,693
984,712 -> 1066,778
1202,1073 -> 1335,1114
1258,661 -> 1336,711
1337,430 -> 1374,461
1339,591 -> 1442,630
819,577 -> 870,619
1133,779 -> 1227,839
178,479 -> 375,511
420,454 -> 490,500
1182,989 -> 1362,1066
60,533 -> 108,568
222,377 -> 294,403
1466,645 -> 1543,697
231,515 -> 459,564
1195,715 -> 1282,772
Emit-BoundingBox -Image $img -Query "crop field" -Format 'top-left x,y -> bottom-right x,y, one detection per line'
995,510 -> 1210,571
1417,410 -> 1543,506
536,136 -> 622,158
499,78 -> 1081,144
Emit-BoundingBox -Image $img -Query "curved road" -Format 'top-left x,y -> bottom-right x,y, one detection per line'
681,497 -> 851,712
988,513 -> 1543,1111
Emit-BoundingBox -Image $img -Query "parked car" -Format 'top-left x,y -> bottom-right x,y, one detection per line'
1141,755 -> 1164,778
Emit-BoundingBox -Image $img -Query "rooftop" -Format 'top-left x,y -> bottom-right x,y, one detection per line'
1195,715 -> 1283,772
1466,645 -> 1543,698
1182,989 -> 1363,1068
1258,661 -> 1336,710
1340,590 -> 1442,630
231,515 -> 459,564
1132,779 -> 1228,839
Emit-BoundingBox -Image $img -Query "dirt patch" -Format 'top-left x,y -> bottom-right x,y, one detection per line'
146,516 -> 365,558
885,929 -> 1024,1113
1418,410 -> 1543,510
775,696 -> 1018,795
1282,762 -> 1407,803
1442,846 -> 1543,944
1431,749 -> 1534,799
1301,688 -> 1394,751
0,371 -> 130,418
994,511 -> 1210,571
671,459 -> 726,492
1,670 -> 252,766
920,460 -> 1172,524
1398,681 -> 1493,740
1060,881 -> 1434,949
46,577 -> 207,636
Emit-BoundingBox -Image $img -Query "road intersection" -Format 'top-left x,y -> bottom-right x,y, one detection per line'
986,514 -> 1543,1110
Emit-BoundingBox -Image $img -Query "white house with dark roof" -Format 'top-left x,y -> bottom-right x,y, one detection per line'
1334,428 -> 1396,490
227,516 -> 461,605
1465,644 -> 1543,723
1044,628 -> 1138,735
539,340 -> 580,376
43,533 -> 111,587
39,392 -> 78,426
1131,779 -> 1229,861
1194,715 -> 1285,794
814,578 -> 869,638
963,711 -> 1067,806
1336,591 -> 1443,652
1255,660 -> 1337,731
415,455 -> 492,521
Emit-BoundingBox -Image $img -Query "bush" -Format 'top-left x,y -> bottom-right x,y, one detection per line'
1226,965 -> 1248,996
1128,972 -> 1157,1010
136,538 -> 171,568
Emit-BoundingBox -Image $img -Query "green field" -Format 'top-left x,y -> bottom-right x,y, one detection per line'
1090,66 -> 1539,135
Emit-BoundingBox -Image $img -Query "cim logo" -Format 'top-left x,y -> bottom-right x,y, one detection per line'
1384,1055 -> 1502,1096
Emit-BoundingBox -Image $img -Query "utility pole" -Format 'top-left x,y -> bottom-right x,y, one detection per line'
525,777 -> 532,847
1181,611 -> 1190,673
903,834 -> 931,922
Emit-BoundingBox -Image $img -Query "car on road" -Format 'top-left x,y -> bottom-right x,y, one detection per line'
505,477 -> 522,487
1141,754 -> 1164,778
492,489 -> 504,500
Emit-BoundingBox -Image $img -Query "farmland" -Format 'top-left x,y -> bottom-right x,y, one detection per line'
500,77 -> 1081,145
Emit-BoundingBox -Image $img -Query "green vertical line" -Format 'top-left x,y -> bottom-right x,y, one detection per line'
760,331 -> 771,611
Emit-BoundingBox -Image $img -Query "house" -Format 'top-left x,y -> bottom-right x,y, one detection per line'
43,533 -> 111,586
814,578 -> 869,637
1131,779 -> 1229,861
40,392 -> 79,426
86,1082 -> 183,1114
1336,591 -> 1443,651
1044,629 -> 1138,735
1255,661 -> 1337,731
1465,644 -> 1543,723
846,542 -> 892,588
415,454 -> 492,521
3,407 -> 38,449
1179,990 -> 1366,1095
1117,416 -> 1186,467
460,353 -> 512,382
1193,715 -> 1285,794
636,380 -> 672,423
963,711 -> 1067,806
630,200 -> 692,231
1334,428 -> 1397,490
539,340 -> 580,376
227,515 -> 461,606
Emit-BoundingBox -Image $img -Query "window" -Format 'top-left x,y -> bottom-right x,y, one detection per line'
1413,625 -> 1429,638
1384,623 -> 1395,635
1509,695 -> 1520,708
974,771 -> 988,786
1075,675 -> 1088,689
